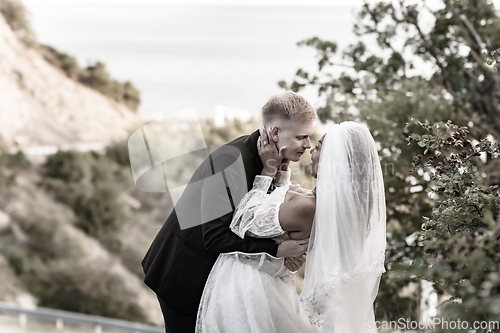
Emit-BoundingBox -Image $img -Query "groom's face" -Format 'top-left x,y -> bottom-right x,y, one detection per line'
272,120 -> 314,162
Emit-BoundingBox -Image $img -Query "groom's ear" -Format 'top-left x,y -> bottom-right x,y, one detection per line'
270,126 -> 280,142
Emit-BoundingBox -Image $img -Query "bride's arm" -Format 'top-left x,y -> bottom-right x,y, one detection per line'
230,131 -> 291,239
278,197 -> 315,240
230,174 -> 286,239
272,169 -> 291,187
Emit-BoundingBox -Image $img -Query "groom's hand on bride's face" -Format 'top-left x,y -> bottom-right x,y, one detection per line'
276,238 -> 309,258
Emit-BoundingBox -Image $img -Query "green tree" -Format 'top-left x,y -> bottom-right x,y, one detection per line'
78,62 -> 141,112
406,119 -> 500,331
484,48 -> 500,71
279,0 -> 500,321
40,44 -> 81,80
31,261 -> 146,322
43,150 -> 92,183
42,151 -> 131,253
79,62 -> 112,95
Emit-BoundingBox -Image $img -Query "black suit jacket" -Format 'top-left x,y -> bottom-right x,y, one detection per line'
141,130 -> 279,314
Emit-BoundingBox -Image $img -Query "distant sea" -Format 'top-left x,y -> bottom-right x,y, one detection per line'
22,3 -> 359,119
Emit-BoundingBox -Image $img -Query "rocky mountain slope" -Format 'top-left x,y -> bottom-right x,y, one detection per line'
0,14 -> 141,151
0,10 -> 165,326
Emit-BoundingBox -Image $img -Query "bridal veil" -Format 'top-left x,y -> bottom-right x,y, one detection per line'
300,122 -> 386,332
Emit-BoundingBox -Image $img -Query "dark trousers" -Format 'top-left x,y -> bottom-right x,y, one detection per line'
157,295 -> 197,333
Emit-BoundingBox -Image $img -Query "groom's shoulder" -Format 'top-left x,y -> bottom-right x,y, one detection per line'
203,130 -> 256,173
213,130 -> 258,158
228,130 -> 259,154
228,130 -> 253,145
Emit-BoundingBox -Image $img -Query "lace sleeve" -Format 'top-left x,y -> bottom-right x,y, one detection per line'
273,169 -> 291,187
230,175 -> 286,239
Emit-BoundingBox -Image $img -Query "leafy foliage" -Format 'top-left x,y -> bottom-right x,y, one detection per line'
483,48 -> 500,71
0,151 -> 29,193
282,0 -> 500,138
0,187 -> 148,323
78,62 -> 141,112
43,150 -> 92,183
41,150 -> 131,253
0,151 -> 29,169
406,118 -> 500,237
420,225 -> 500,331
406,119 -> 500,330
40,44 -> 81,80
32,261 -> 146,322
40,48 -> 141,112
279,0 -> 500,322
106,139 -> 132,168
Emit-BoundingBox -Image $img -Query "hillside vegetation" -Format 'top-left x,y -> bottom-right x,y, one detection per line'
0,143 -> 168,324
0,118 -> 288,325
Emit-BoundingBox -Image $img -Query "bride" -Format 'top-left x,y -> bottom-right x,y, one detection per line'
195,121 -> 386,332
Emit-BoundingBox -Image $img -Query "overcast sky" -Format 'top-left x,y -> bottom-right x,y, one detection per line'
23,0 -> 360,5
20,0 -> 500,120
21,0 -> 500,6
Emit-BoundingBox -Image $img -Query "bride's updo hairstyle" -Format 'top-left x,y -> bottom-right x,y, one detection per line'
261,91 -> 316,126
301,121 -> 386,332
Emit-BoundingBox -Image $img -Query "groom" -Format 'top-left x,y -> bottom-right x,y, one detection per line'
142,91 -> 316,332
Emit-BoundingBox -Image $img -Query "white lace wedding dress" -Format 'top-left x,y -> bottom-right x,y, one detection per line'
196,122 -> 387,333
195,170 -> 319,333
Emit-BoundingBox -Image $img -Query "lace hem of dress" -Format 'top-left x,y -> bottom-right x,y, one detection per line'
299,253 -> 386,328
222,251 -> 294,282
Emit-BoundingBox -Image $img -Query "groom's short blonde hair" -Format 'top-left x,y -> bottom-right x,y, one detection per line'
261,91 -> 316,125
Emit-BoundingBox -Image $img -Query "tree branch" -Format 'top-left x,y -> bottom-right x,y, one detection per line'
445,4 -> 487,58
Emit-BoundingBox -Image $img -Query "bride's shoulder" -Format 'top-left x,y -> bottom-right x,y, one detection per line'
280,194 -> 315,219
295,194 -> 316,207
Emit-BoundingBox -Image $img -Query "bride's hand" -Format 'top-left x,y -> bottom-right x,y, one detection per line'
258,125 -> 287,177
284,254 -> 306,272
